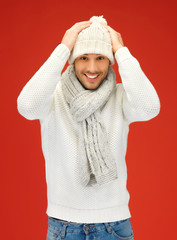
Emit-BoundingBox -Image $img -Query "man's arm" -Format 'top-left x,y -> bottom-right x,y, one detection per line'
17,43 -> 70,120
115,46 -> 161,124
17,21 -> 92,121
102,24 -> 160,124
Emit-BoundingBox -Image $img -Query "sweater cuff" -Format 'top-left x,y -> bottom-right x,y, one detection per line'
51,43 -> 71,61
115,47 -> 133,65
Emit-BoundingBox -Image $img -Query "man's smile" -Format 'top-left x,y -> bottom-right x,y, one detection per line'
84,74 -> 100,82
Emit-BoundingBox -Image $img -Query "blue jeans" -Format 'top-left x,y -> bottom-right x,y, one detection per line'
47,216 -> 134,240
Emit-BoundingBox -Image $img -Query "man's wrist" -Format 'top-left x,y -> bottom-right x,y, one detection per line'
114,45 -> 124,54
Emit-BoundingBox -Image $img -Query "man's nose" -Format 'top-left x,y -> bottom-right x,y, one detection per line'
86,60 -> 98,74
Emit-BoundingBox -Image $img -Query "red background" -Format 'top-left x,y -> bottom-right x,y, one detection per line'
1,0 -> 177,239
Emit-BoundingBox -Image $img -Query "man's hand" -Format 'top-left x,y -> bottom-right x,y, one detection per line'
101,24 -> 124,54
61,21 -> 92,52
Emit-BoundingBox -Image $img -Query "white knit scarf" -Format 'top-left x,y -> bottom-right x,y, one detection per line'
61,64 -> 118,187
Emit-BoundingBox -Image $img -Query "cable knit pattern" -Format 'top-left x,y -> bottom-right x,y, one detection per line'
17,43 -> 160,223
60,64 -> 118,187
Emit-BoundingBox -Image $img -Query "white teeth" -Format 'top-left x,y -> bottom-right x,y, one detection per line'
86,74 -> 98,79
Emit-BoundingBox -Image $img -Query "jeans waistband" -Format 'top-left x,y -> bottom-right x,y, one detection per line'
48,216 -> 130,228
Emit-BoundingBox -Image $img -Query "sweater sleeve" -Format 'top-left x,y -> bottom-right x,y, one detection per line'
17,43 -> 70,120
115,47 -> 161,124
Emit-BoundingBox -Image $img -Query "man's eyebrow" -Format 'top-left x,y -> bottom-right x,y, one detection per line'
83,54 -> 101,55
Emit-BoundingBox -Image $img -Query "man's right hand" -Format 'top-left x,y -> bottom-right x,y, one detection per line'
61,21 -> 92,52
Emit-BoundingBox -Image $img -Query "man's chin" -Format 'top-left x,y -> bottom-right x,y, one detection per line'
77,78 -> 101,90
84,84 -> 100,90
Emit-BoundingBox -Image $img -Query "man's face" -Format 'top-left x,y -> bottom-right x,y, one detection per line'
73,54 -> 111,90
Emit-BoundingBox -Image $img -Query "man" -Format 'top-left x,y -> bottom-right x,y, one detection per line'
17,16 -> 160,240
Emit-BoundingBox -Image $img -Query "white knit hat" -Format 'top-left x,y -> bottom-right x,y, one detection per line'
68,15 -> 115,66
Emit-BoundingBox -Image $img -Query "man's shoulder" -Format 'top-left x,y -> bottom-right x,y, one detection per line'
116,82 -> 123,91
115,83 -> 125,103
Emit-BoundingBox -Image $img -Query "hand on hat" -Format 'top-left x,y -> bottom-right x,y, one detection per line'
61,21 -> 92,52
101,24 -> 124,54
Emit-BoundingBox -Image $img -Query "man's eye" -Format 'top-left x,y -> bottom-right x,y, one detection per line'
98,57 -> 104,60
80,56 -> 104,60
80,57 -> 87,60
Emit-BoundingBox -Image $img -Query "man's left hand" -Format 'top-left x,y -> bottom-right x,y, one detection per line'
101,24 -> 124,54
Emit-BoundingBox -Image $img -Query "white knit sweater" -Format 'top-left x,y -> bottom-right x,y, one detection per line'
17,43 -> 160,223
